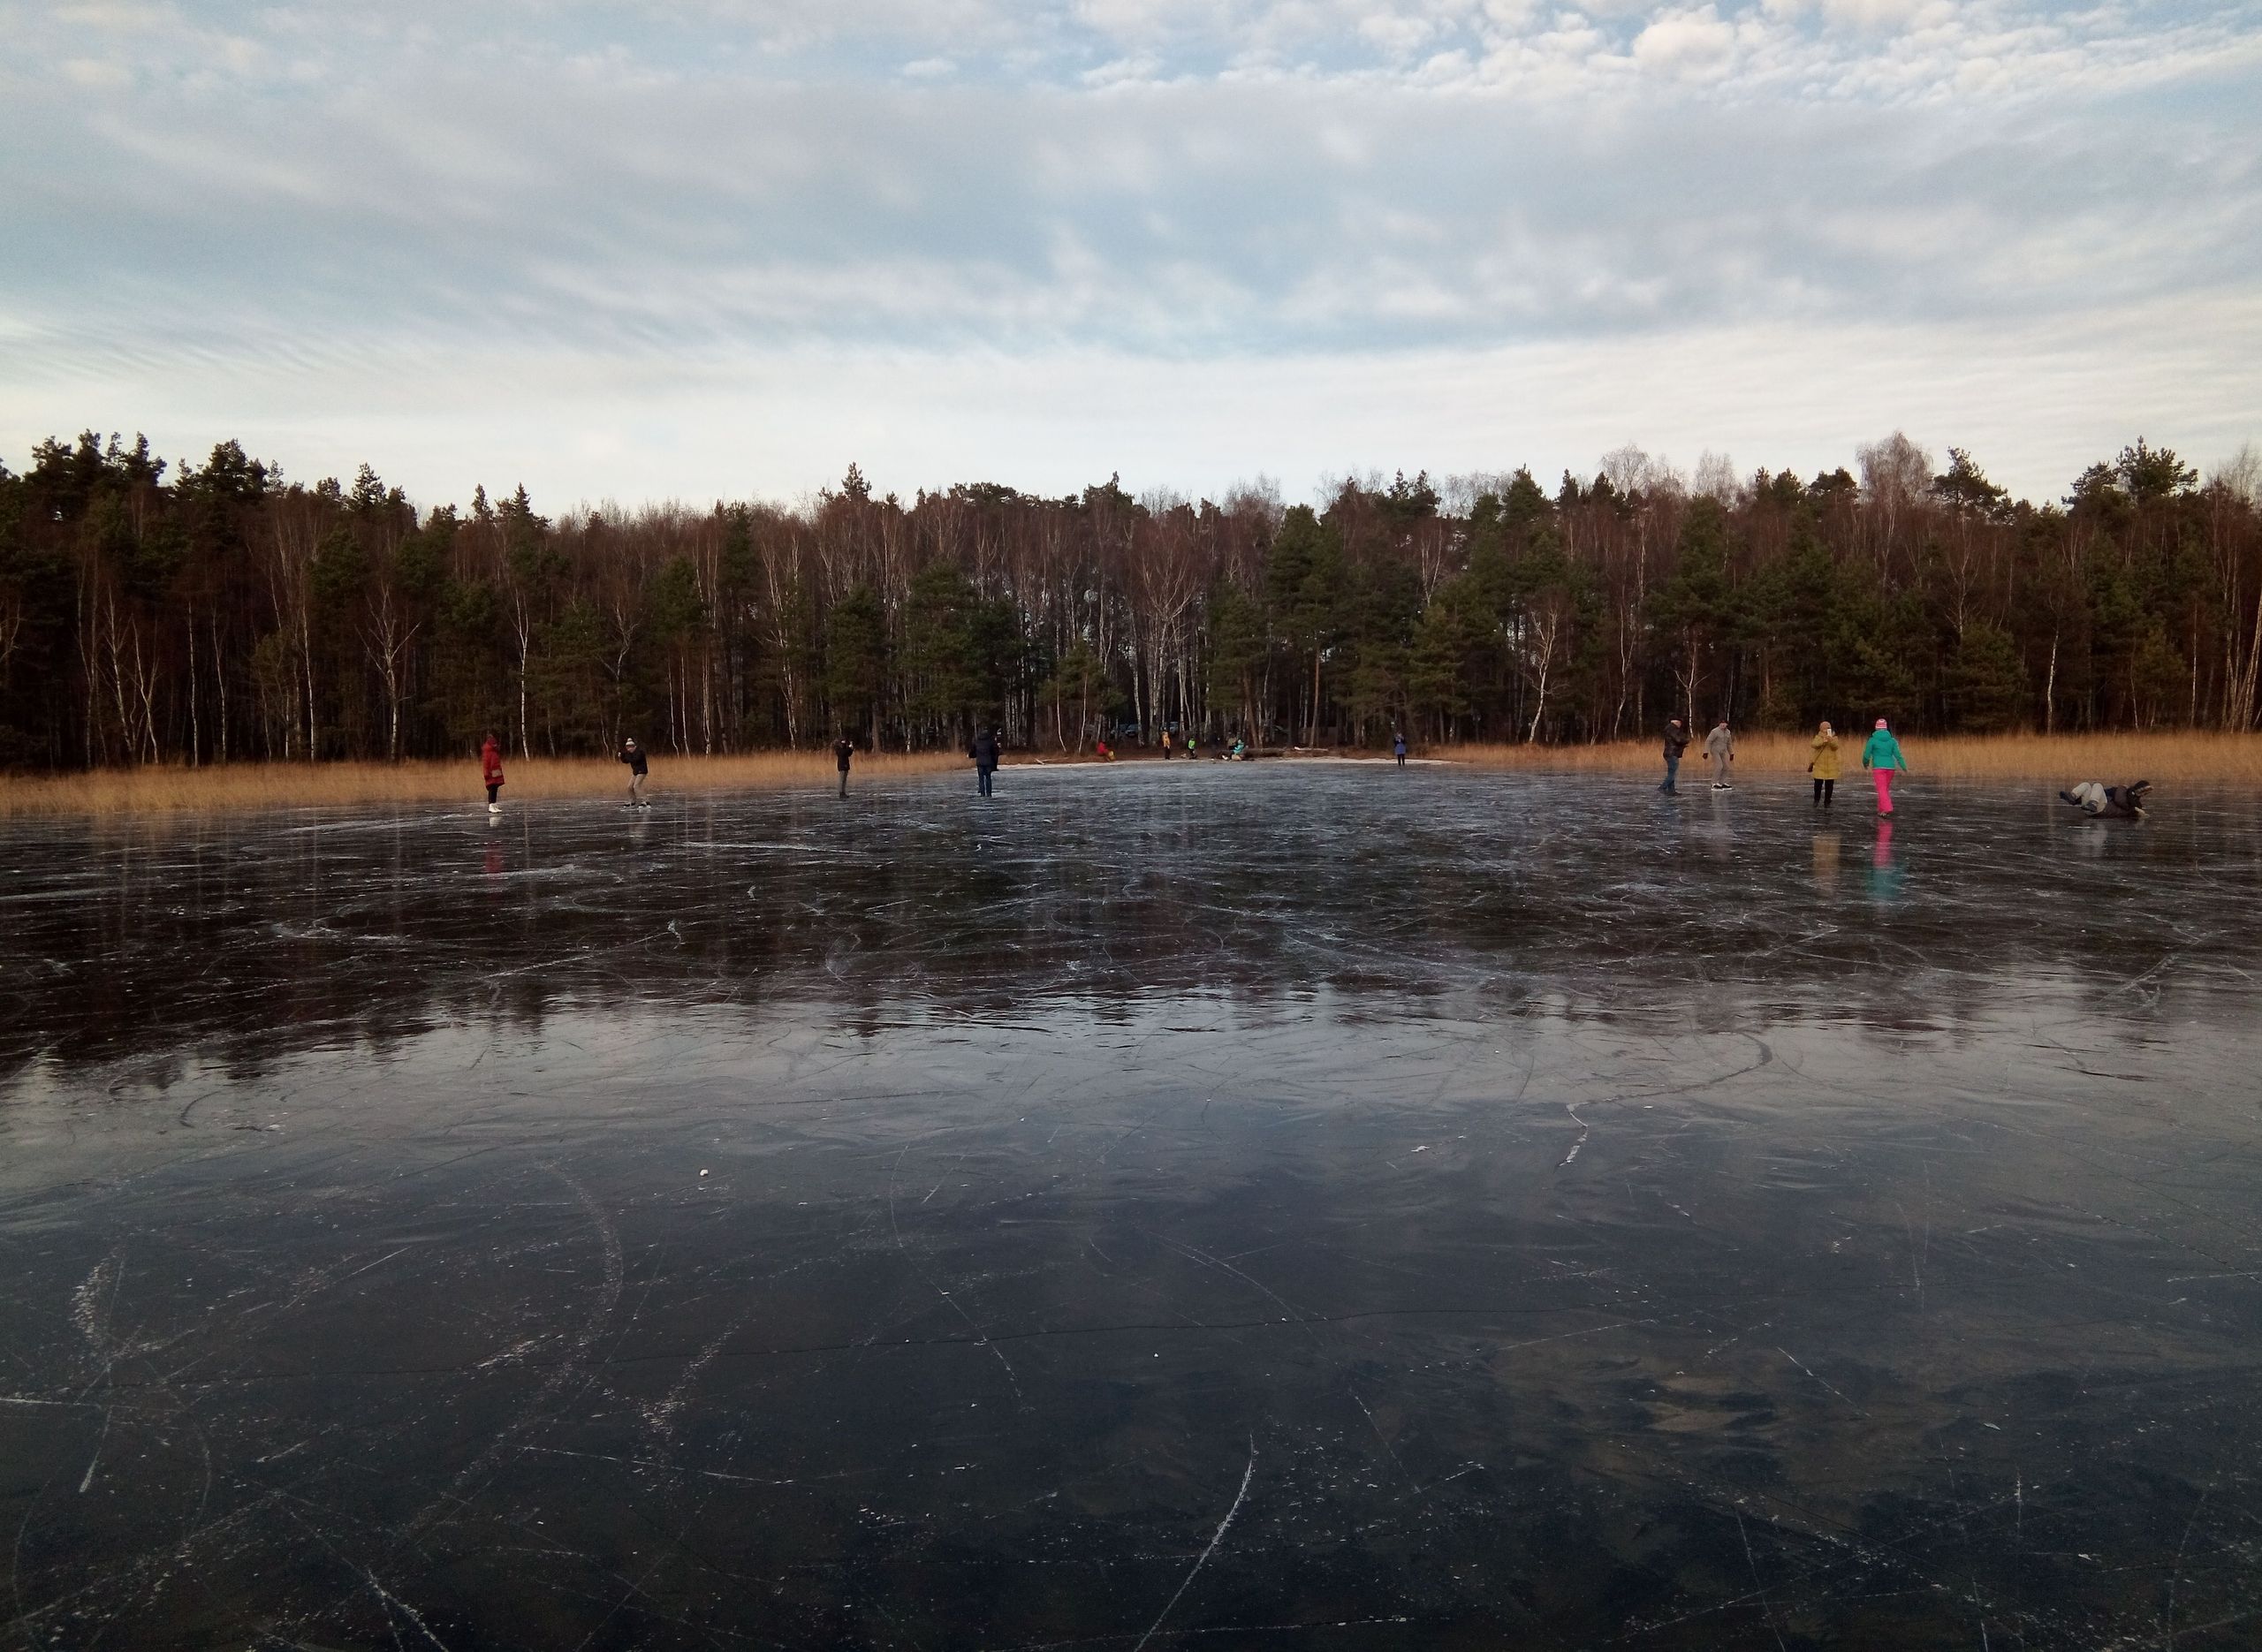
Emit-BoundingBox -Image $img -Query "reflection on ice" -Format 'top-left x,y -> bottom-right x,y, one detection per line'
2,767 -> 2258,1648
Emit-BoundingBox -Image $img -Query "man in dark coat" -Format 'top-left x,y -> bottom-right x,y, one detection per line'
970,727 -> 1001,798
833,736 -> 854,799
1659,719 -> 1689,795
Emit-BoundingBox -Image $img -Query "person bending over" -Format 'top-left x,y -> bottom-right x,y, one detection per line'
618,737 -> 649,808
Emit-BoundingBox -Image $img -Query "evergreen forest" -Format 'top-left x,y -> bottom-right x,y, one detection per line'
3,429 -> 2258,769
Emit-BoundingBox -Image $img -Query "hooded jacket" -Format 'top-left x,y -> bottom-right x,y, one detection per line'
971,731 -> 1001,770
1809,732 -> 1841,780
481,739 -> 505,787
1862,729 -> 1907,770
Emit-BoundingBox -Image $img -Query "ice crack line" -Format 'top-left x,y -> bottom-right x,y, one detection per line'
1560,1104 -> 1590,1168
1134,1436 -> 1256,1652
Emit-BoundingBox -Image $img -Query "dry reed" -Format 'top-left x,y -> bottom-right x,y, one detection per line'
0,750 -> 964,818
6,731 -> 2256,818
1446,731 -> 2262,783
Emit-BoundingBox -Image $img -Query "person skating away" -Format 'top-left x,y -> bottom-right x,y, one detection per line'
1808,721 -> 1840,807
481,731 -> 505,814
618,736 -> 649,808
833,735 -> 854,799
1659,718 -> 1689,794
971,726 -> 1001,797
1393,730 -> 1408,767
1862,718 -> 1908,815
2061,779 -> 2152,820
1705,718 -> 1735,789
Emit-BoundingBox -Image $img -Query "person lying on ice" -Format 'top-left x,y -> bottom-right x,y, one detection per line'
2060,780 -> 2152,820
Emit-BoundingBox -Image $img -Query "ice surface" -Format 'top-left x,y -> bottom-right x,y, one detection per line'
2,764 -> 2258,1648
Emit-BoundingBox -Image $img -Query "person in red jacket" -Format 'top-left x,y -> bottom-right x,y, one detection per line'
481,732 -> 505,813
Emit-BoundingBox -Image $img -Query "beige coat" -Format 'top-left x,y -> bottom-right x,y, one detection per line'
1810,733 -> 1841,781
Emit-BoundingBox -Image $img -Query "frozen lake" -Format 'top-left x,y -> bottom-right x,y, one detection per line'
4,763 -> 2258,1648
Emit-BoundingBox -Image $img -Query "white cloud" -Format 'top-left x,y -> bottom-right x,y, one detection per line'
1632,6 -> 1737,72
1,0 -> 2257,505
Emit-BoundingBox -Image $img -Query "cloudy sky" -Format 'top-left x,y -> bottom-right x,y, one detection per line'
4,1 -> 2257,511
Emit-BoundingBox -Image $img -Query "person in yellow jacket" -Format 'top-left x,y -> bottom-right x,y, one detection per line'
1808,720 -> 1841,808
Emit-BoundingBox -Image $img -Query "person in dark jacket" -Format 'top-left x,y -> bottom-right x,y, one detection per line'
618,737 -> 649,808
833,735 -> 854,799
1659,719 -> 1689,794
2061,779 -> 2152,820
971,727 -> 1001,797
1393,730 -> 1408,767
481,732 -> 505,813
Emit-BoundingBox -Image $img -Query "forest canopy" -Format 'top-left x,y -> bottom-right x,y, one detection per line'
2,431 -> 2258,769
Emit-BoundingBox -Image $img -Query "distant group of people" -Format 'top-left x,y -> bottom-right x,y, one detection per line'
1664,715 -> 1909,813
1660,716 -> 2149,821
477,730 -> 652,815
474,719 -> 2152,824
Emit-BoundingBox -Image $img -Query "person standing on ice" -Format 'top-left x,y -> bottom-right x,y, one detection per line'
481,731 -> 505,814
1659,718 -> 1689,794
970,726 -> 1001,798
618,736 -> 649,808
1393,730 -> 1408,767
1704,718 -> 1735,789
1862,718 -> 1909,815
833,734 -> 854,799
1808,721 -> 1840,807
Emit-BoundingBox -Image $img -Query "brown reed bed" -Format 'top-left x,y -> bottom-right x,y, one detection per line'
0,750 -> 965,818
5,732 -> 2255,818
1446,730 -> 2262,784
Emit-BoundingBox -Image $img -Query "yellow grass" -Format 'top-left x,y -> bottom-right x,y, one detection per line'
1446,731 -> 2262,783
6,732 -> 2256,817
0,750 -> 965,818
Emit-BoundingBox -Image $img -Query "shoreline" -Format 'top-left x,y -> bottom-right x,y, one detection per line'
1,731 -> 2253,818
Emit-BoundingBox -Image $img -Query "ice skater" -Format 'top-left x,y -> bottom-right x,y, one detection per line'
1659,718 -> 1689,794
1862,718 -> 1908,814
618,736 -> 649,808
1393,730 -> 1408,767
971,725 -> 1001,797
1705,717 -> 1735,789
1808,720 -> 1840,807
481,731 -> 505,814
2061,779 -> 2152,820
833,734 -> 854,798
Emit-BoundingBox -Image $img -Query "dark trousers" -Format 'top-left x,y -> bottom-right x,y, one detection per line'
977,766 -> 994,797
486,783 -> 499,805
837,770 -> 847,798
1395,752 -> 1406,766
1660,754 -> 1680,793
1812,777 -> 1834,806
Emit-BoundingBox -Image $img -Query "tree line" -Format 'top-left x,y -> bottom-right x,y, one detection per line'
2,428 -> 2258,769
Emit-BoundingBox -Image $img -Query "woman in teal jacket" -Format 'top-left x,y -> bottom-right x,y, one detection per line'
1862,719 -> 1908,815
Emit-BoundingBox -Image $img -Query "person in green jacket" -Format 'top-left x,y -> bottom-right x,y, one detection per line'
1862,718 -> 1908,815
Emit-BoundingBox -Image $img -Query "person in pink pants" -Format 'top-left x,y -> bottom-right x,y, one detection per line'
1861,719 -> 1908,814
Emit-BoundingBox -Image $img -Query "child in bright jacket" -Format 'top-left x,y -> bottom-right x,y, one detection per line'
1860,720 -> 1907,815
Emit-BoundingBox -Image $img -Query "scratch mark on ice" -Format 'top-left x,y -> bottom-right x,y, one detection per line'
1133,1436 -> 1256,1652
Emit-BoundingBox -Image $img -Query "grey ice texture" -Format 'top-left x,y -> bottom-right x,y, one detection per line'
2,763 -> 2259,1648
